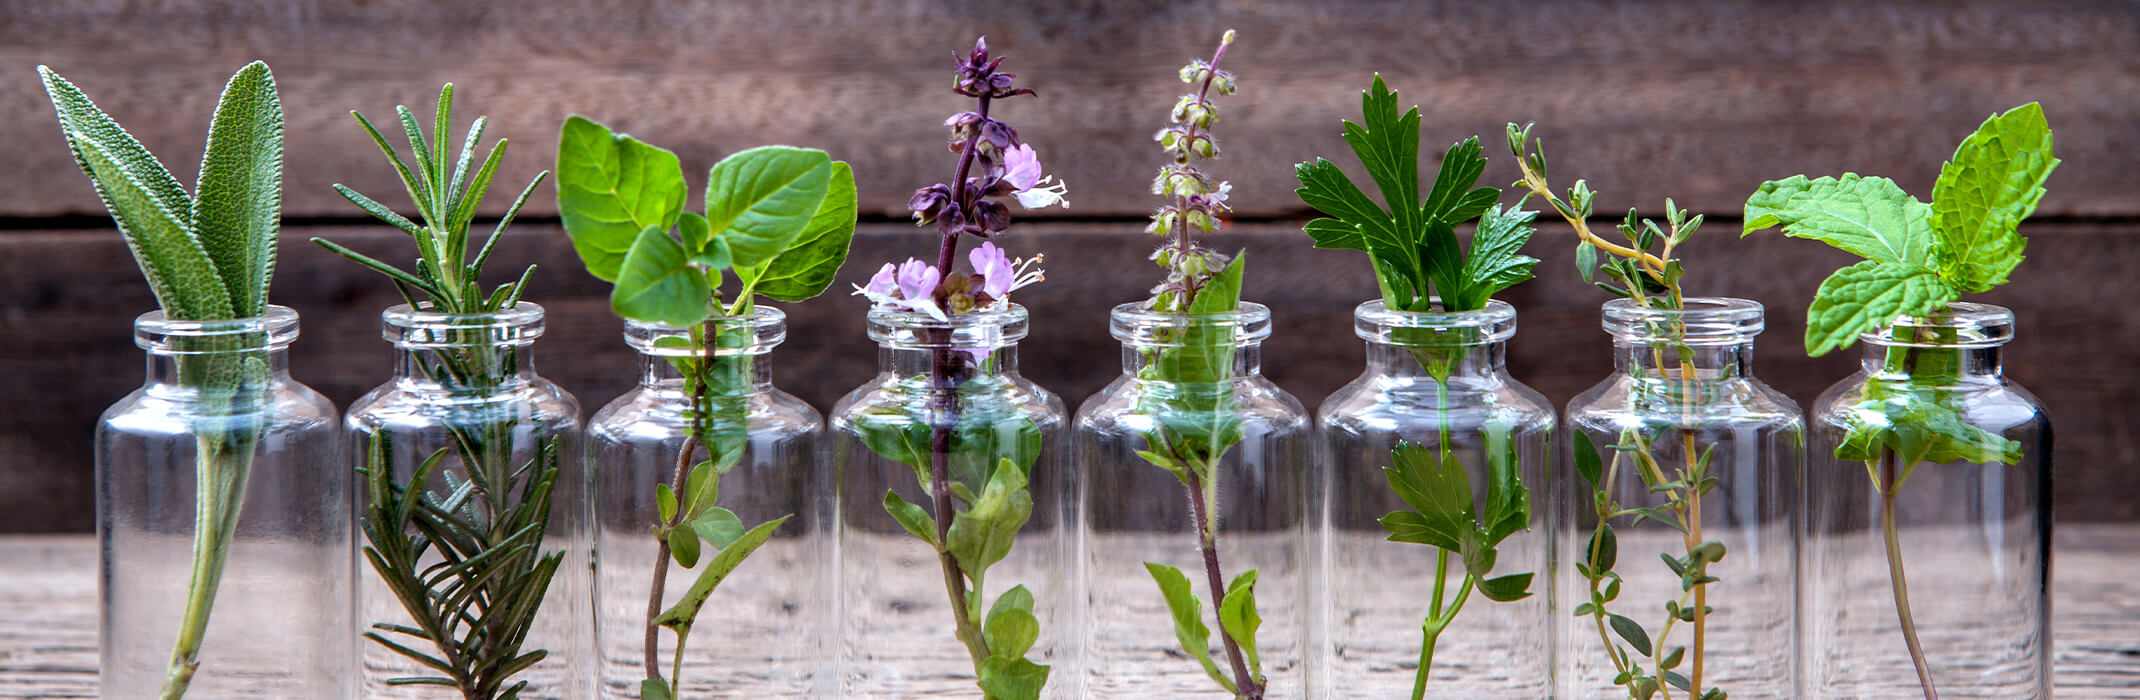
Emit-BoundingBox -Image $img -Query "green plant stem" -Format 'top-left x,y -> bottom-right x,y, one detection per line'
645,432 -> 699,685
1881,452 -> 1939,700
1185,467 -> 1261,700
159,432 -> 256,700
1412,546 -> 1475,700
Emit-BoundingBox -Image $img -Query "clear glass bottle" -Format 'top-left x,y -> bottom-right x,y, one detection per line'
1801,302 -> 2050,699
1558,298 -> 1803,699
1073,302 -> 1311,699
96,306 -> 348,699
829,304 -> 1069,698
346,303 -> 591,699
589,308 -> 825,698
1314,299 -> 1556,699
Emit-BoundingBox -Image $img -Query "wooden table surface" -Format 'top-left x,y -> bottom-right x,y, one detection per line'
1,527 -> 2134,698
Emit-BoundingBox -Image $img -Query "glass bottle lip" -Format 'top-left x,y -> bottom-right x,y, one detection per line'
380,302 -> 545,349
624,306 -> 787,357
1110,301 -> 1271,347
1860,301 -> 2014,348
1354,298 -> 1514,346
134,305 -> 299,354
866,302 -> 1028,349
1601,296 -> 1764,346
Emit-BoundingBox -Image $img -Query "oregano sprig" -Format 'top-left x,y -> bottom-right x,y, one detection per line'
1743,102 -> 2053,700
1294,77 -> 1542,697
40,61 -> 284,700
554,114 -> 857,700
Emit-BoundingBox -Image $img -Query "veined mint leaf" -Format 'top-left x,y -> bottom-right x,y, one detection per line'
1742,174 -> 1934,266
1835,381 -> 2023,466
555,115 -> 687,282
1805,260 -> 1958,356
190,61 -> 283,318
1930,102 -> 2057,293
752,161 -> 858,301
705,146 -> 832,269
611,226 -> 713,327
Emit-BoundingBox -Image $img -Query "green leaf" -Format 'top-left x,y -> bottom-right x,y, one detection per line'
677,211 -> 711,255
189,61 -> 284,318
1143,562 -> 1235,694
653,515 -> 791,628
1188,251 -> 1246,314
38,65 -> 196,237
1380,442 -> 1472,551
1804,260 -> 1958,356
690,507 -> 746,551
1478,572 -> 1534,602
945,459 -> 1032,576
656,482 -> 678,523
71,135 -> 233,320
669,526 -> 700,568
1835,381 -> 2023,466
752,161 -> 858,301
704,146 -> 833,269
983,604 -> 1040,660
881,490 -> 939,547
1572,431 -> 1604,487
1587,525 -> 1618,573
680,462 -> 718,520
1342,75 -> 1423,244
1478,426 -> 1532,543
554,115 -> 687,281
1218,570 -> 1264,678
640,678 -> 674,700
1449,203 -> 1539,311
1302,217 -> 1363,250
611,226 -> 713,327
1610,613 -> 1653,657
1930,102 -> 2057,293
1743,174 -> 1934,266
976,656 -> 1051,700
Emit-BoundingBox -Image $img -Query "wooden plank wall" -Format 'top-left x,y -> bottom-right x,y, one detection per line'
1,0 -> 2135,531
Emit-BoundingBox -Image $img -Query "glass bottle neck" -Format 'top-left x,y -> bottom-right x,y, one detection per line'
627,310 -> 786,396
144,348 -> 291,400
394,343 -> 535,394
881,345 -> 1020,382
1613,339 -> 1754,382
1122,342 -> 1263,380
1856,302 -> 2013,383
1365,339 -> 1504,383
1861,339 -> 2003,382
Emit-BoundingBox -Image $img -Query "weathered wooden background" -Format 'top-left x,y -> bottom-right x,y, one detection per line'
2,0 -> 2137,531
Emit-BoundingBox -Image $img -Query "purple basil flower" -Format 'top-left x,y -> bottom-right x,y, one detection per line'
971,242 -> 1016,299
1003,144 -> 1069,209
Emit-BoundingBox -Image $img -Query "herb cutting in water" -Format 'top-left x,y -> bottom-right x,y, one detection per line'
1743,103 -> 2054,700
313,85 -> 562,700
1507,122 -> 1729,700
554,114 -> 858,700
1293,74 -> 1540,698
849,36 -> 1063,700
40,61 -> 284,700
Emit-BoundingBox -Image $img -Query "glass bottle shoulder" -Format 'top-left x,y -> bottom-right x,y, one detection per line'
590,384 -> 822,443
1317,370 -> 1555,439
1074,373 -> 1307,437
831,370 -> 1064,431
1567,372 -> 1802,434
101,375 -> 337,439
347,375 -> 580,432
1812,369 -> 2047,436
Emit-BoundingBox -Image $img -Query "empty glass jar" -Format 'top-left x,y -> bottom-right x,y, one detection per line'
1315,299 -> 1555,699
589,309 -> 825,698
1073,302 -> 1311,699
829,304 -> 1068,698
1801,303 -> 2050,699
345,303 -> 591,699
1558,298 -> 1802,699
96,306 -> 347,698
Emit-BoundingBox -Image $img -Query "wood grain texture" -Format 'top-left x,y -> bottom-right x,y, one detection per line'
3,528 -> 2137,696
0,0 -> 2135,219
2,221 -> 2135,533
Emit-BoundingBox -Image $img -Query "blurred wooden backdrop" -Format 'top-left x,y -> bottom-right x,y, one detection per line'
1,0 -> 2136,531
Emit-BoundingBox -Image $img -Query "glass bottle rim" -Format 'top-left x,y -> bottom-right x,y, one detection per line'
866,302 -> 1028,349
381,301 -> 545,349
1861,301 -> 2014,349
624,305 -> 787,357
1354,298 -> 1515,346
134,305 -> 299,354
1110,301 -> 1271,347
1601,296 -> 1764,346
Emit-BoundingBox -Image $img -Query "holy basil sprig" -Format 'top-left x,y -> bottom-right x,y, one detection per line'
40,61 -> 284,700
1296,75 -> 1544,698
1295,75 -> 1539,314
1743,102 -> 2052,700
554,115 -> 856,700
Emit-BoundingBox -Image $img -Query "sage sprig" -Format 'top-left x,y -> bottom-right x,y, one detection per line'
318,85 -> 563,700
1294,76 -> 1540,697
1743,102 -> 2053,700
1509,123 -> 1729,700
40,61 -> 284,700
555,114 -> 857,700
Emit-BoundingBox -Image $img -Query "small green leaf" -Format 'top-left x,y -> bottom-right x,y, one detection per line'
555,115 -> 687,281
1930,102 -> 2057,293
1478,573 -> 1534,602
1143,562 -> 1234,694
1572,431 -> 1604,487
611,226 -> 713,327
656,482 -> 678,523
1804,260 -> 1958,356
1587,525 -> 1618,573
1380,442 -> 1472,550
976,656 -> 1051,700
653,515 -> 791,628
681,462 -> 718,520
881,490 -> 939,547
190,61 -> 284,318
704,146 -> 833,269
640,678 -> 674,700
1610,613 -> 1653,657
752,161 -> 859,302
1218,569 -> 1264,678
1742,173 -> 1933,266
69,135 -> 233,320
668,526 -> 700,568
984,605 -> 1040,660
690,507 -> 745,551
946,459 -> 1033,576
677,211 -> 711,254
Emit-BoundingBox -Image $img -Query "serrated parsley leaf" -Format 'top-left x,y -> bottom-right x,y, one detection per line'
1742,174 -> 1934,266
1804,260 -> 1958,356
1931,102 -> 2058,293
